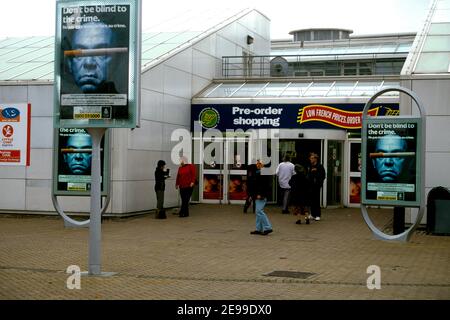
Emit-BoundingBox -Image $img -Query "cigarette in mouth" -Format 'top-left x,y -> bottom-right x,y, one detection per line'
369,152 -> 415,158
64,47 -> 128,57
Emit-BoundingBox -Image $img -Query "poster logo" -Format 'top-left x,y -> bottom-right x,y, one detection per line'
1,107 -> 20,120
2,125 -> 14,138
199,107 -> 220,129
298,105 -> 379,129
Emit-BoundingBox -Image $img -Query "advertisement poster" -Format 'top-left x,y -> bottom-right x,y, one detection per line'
55,0 -> 140,128
364,119 -> 419,205
349,177 -> 361,204
55,128 -> 106,194
0,103 -> 30,166
203,174 -> 223,200
229,175 -> 247,200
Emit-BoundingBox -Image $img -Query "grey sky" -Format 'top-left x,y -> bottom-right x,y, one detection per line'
0,0 -> 431,39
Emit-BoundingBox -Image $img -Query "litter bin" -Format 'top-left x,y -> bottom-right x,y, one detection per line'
426,186 -> 450,235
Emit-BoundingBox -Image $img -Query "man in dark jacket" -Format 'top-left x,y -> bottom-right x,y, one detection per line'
306,152 -> 326,221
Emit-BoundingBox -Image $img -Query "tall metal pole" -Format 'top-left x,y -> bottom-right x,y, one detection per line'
87,128 -> 106,275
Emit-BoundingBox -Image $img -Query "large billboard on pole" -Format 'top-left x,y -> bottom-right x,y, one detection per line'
54,0 -> 140,128
362,117 -> 422,207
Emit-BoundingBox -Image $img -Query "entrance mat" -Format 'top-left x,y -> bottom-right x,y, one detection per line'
264,270 -> 316,279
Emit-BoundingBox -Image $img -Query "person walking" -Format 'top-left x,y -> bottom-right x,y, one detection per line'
289,164 -> 310,224
250,161 -> 273,236
243,159 -> 259,213
175,156 -> 196,218
276,156 -> 295,214
154,160 -> 170,219
306,152 -> 326,221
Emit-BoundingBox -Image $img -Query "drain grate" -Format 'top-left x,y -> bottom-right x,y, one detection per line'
264,270 -> 316,279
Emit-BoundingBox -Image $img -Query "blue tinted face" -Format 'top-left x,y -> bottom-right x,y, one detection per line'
70,23 -> 113,93
63,134 -> 92,174
372,135 -> 407,182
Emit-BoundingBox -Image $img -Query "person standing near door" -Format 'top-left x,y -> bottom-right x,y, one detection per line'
154,160 -> 170,219
306,152 -> 326,221
276,155 -> 295,214
176,156 -> 196,218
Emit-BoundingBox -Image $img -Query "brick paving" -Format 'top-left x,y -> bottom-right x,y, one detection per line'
0,204 -> 449,300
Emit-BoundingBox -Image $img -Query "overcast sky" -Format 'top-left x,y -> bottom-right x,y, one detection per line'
0,0 -> 431,39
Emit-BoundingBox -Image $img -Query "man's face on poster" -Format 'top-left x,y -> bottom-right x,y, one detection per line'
63,134 -> 92,175
372,134 -> 407,182
68,22 -> 113,93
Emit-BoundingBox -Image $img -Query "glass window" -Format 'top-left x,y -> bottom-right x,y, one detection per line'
232,83 -> 265,97
431,9 -> 450,23
302,82 -> 332,97
206,83 -> 243,98
256,83 -> 290,97
280,82 -> 312,97
422,35 -> 450,52
415,52 -> 450,73
428,23 -> 450,35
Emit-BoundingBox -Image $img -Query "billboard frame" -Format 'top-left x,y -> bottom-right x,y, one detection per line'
360,87 -> 426,242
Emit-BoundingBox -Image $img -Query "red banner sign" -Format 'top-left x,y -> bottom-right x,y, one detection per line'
0,150 -> 21,162
298,105 -> 379,129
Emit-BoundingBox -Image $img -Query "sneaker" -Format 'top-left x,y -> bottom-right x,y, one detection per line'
295,220 -> 302,225
315,217 -> 321,221
250,230 -> 262,235
262,229 -> 273,235
305,218 -> 310,225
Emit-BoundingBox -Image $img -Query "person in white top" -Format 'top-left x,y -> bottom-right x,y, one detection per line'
276,156 -> 295,214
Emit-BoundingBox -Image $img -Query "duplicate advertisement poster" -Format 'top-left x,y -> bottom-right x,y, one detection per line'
0,103 -> 31,166
55,0 -> 139,128
55,128 -> 107,195
363,118 -> 420,206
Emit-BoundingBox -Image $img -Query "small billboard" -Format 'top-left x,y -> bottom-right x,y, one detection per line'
362,117 -> 421,207
54,0 -> 140,128
53,128 -> 109,196
0,103 -> 31,166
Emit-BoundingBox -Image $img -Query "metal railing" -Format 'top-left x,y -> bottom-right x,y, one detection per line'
222,53 -> 407,79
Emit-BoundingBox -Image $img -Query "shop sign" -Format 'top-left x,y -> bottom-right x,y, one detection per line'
192,103 -> 399,131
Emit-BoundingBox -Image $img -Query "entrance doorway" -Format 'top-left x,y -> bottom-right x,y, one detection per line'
278,139 -> 322,206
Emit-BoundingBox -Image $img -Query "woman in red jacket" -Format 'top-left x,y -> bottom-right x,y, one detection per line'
176,156 -> 196,217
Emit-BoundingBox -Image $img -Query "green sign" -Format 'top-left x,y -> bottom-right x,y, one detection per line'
199,107 -> 220,129
54,0 -> 141,128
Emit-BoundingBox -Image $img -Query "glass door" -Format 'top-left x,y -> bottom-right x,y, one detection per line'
326,140 -> 343,207
201,140 -> 224,203
226,138 -> 249,204
348,140 -> 362,207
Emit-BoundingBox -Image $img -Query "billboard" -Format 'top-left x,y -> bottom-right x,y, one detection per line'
53,128 -> 109,195
54,0 -> 140,128
0,103 -> 31,166
362,117 -> 421,207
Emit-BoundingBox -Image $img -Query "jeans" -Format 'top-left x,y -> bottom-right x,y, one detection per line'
255,199 -> 272,232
